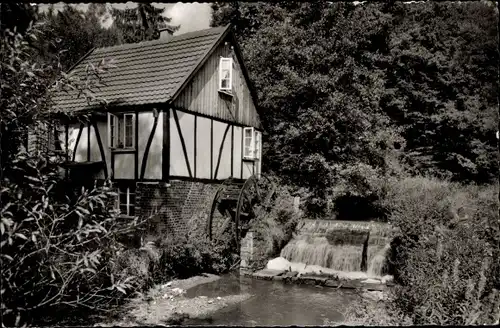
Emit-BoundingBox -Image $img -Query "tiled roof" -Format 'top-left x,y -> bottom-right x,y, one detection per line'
51,25 -> 229,113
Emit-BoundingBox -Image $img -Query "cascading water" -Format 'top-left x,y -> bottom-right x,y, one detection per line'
271,219 -> 396,279
367,243 -> 391,277
280,236 -> 364,272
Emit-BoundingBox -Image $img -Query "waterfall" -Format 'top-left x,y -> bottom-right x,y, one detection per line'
280,237 -> 364,272
367,243 -> 391,277
274,220 -> 395,279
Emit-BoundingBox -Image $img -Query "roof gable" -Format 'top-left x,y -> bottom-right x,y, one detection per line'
51,25 -> 231,113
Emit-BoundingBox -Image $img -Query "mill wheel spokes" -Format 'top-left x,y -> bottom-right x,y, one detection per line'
206,178 -> 234,241
206,174 -> 277,253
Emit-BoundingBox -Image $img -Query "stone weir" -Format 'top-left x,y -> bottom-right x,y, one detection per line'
241,219 -> 399,291
281,220 -> 397,276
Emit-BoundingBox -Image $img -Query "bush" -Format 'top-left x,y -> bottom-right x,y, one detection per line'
1,151 -> 146,326
251,185 -> 303,263
383,176 -> 499,325
150,233 -> 236,282
341,297 -> 413,326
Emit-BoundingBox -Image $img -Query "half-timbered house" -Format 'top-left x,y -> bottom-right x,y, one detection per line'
47,25 -> 264,236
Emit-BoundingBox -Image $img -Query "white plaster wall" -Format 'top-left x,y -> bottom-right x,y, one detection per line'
196,116 -> 211,179
89,124 -> 102,162
114,153 -> 135,179
145,112 -> 163,179
73,124 -> 88,162
233,126 -> 242,179
169,109 -> 189,177
95,120 -> 110,176
242,161 -> 254,179
177,111 -> 195,176
212,120 -> 227,178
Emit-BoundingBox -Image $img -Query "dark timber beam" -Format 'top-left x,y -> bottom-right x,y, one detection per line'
163,107 -> 170,181
135,110 -> 139,180
194,115 -> 197,178
172,108 -> 193,178
71,123 -> 85,162
140,110 -> 159,180
213,124 -> 231,180
92,121 -> 108,179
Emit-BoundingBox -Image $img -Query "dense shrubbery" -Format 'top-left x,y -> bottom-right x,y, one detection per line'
0,151 -> 148,327
259,186 -> 302,258
212,1 -> 498,217
151,234 -> 236,281
341,297 -> 413,326
242,184 -> 303,269
0,22 -> 151,326
383,177 -> 499,325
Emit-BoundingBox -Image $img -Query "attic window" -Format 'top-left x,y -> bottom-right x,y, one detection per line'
108,113 -> 135,149
219,57 -> 233,92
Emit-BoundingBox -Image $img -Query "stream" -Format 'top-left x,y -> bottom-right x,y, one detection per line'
183,273 -> 362,326
183,220 -> 393,326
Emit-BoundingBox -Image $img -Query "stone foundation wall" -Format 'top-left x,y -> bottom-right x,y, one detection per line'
240,229 -> 268,272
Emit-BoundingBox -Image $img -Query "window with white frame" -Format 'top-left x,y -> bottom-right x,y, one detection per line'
243,127 -> 254,160
108,113 -> 135,149
243,127 -> 261,160
116,185 -> 135,216
219,57 -> 233,91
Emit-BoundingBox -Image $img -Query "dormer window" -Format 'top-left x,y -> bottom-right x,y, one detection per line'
108,113 -> 135,149
219,57 -> 233,92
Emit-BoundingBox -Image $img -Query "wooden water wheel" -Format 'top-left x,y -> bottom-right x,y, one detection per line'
206,174 -> 276,251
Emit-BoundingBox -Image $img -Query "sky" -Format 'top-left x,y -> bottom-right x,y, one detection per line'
37,2 -> 212,35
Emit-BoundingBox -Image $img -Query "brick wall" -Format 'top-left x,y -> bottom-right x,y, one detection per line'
135,180 -> 222,239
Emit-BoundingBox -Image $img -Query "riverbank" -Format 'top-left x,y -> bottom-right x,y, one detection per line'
95,274 -> 252,326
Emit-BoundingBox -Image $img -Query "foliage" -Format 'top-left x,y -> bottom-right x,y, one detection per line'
0,150 -> 147,326
151,234 -> 236,282
0,21 -> 116,176
211,1 -> 499,216
13,3 -> 178,72
252,184 -> 302,260
383,1 -> 499,183
383,177 -> 500,325
0,3 -> 39,36
110,3 -> 179,44
340,297 -> 413,326
1,21 -> 149,327
34,4 -> 120,71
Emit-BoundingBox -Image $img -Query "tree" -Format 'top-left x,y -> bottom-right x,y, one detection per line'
0,3 -> 39,36
213,2 -> 403,216
110,3 -> 178,44
381,1 -> 498,183
34,4 -> 120,72
212,1 -> 499,217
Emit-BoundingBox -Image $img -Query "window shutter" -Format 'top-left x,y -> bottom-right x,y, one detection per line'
107,113 -> 115,148
107,112 -> 111,147
254,131 -> 261,159
227,58 -> 233,90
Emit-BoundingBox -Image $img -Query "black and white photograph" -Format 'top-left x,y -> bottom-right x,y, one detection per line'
1,1 -> 499,326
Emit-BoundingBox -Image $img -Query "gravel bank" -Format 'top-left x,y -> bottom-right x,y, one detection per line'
96,274 -> 251,326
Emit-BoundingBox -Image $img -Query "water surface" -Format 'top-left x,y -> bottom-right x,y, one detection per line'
184,273 -> 361,326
